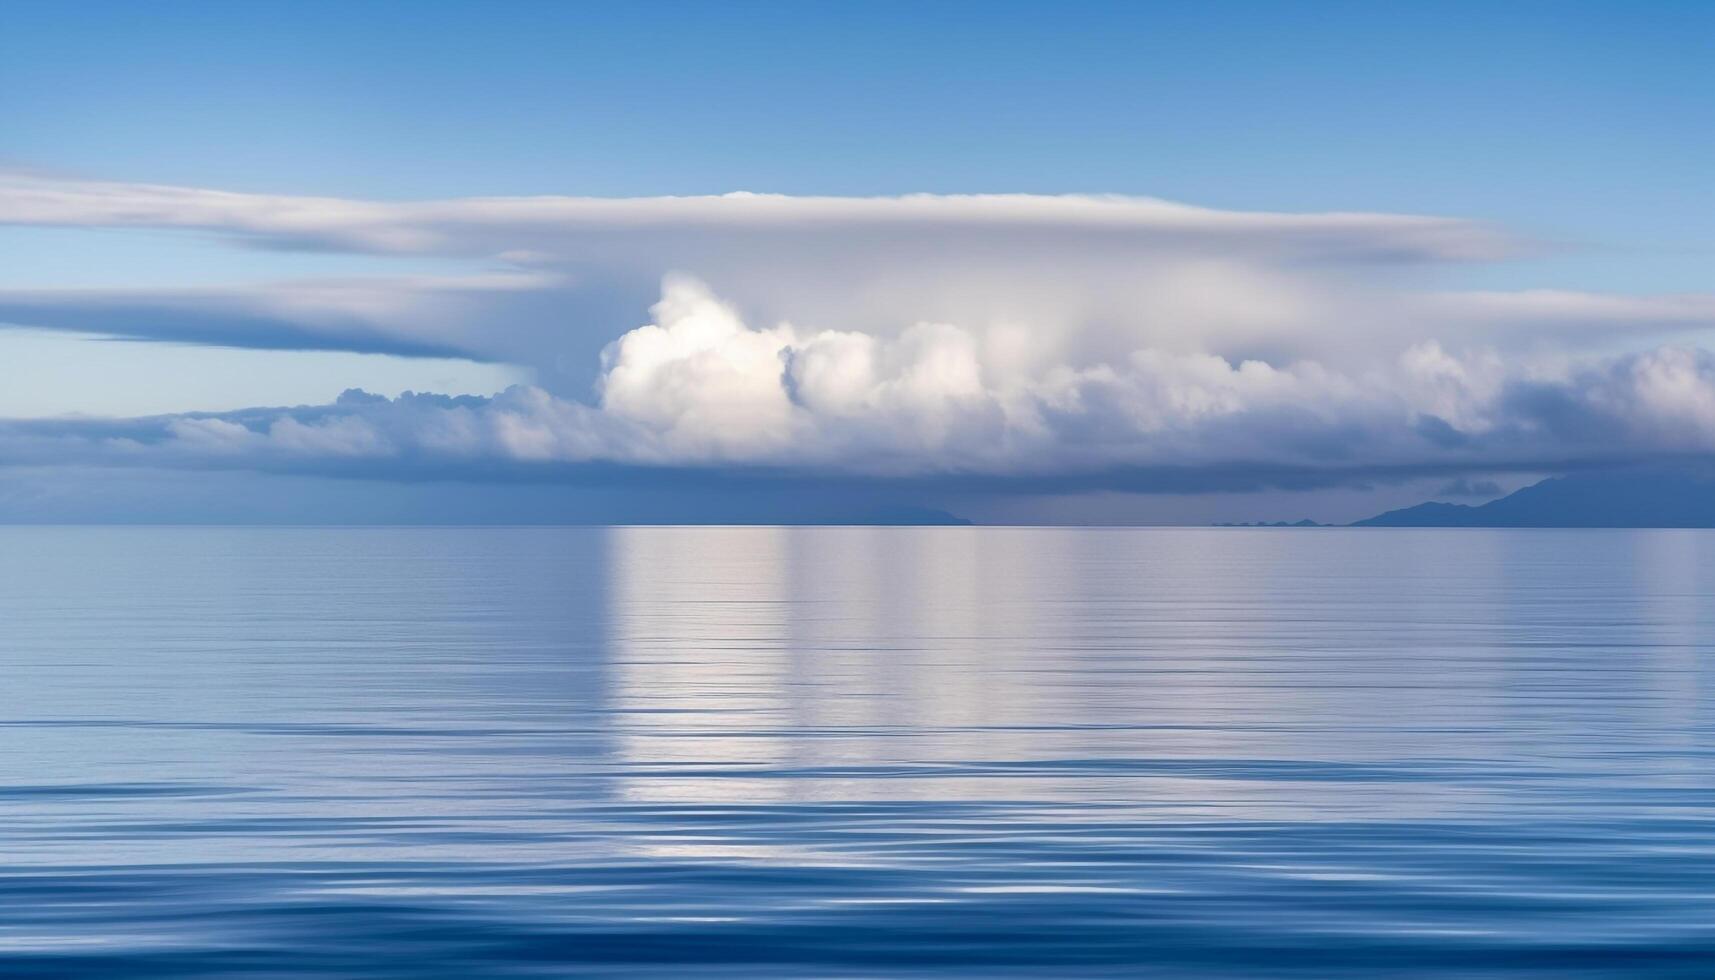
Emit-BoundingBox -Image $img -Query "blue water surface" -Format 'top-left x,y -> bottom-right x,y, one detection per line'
1,526 -> 1712,977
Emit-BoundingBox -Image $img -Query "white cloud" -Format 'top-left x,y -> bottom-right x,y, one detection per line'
2,174 -> 1714,490
0,172 -> 1542,380
598,278 -> 800,458
6,278 -> 1715,489
0,173 -> 1512,261
1,177 -> 1708,390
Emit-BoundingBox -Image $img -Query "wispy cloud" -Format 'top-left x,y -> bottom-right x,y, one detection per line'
0,173 -> 1513,260
0,273 -> 555,359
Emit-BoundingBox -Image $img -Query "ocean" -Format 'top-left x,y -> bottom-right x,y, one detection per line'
2,526 -> 1712,977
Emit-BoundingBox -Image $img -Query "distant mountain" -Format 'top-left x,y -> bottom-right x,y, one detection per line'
1354,465 -> 1715,527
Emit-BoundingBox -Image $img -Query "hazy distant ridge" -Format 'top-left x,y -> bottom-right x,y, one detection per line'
1355,466 -> 1715,527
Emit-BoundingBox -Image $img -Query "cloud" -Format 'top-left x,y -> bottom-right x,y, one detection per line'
1428,291 -> 1715,343
6,277 -> 1715,494
3,174 -> 1715,496
0,172 -> 1546,384
0,273 -> 557,360
3,176 -> 1710,387
0,173 -> 1513,262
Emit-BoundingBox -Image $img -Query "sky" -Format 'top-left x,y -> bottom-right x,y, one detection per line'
0,0 -> 1711,523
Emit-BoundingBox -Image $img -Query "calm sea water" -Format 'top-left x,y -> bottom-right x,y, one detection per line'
1,526 -> 1712,978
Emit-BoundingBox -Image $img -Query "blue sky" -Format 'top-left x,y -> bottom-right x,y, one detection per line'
5,1 -> 1708,280
0,2 -> 1710,522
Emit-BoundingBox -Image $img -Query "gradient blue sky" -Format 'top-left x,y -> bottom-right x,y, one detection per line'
5,1 -> 1708,274
0,1 -> 1711,522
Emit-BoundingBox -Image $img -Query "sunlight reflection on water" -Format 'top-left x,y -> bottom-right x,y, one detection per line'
1,526 -> 1712,976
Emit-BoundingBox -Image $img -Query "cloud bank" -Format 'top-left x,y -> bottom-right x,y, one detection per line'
3,174 -> 1714,498
5,277 -> 1715,493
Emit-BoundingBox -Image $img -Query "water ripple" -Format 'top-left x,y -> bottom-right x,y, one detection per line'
2,526 -> 1713,977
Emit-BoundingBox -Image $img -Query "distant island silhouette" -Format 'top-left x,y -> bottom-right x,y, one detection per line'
1354,464 -> 1715,527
